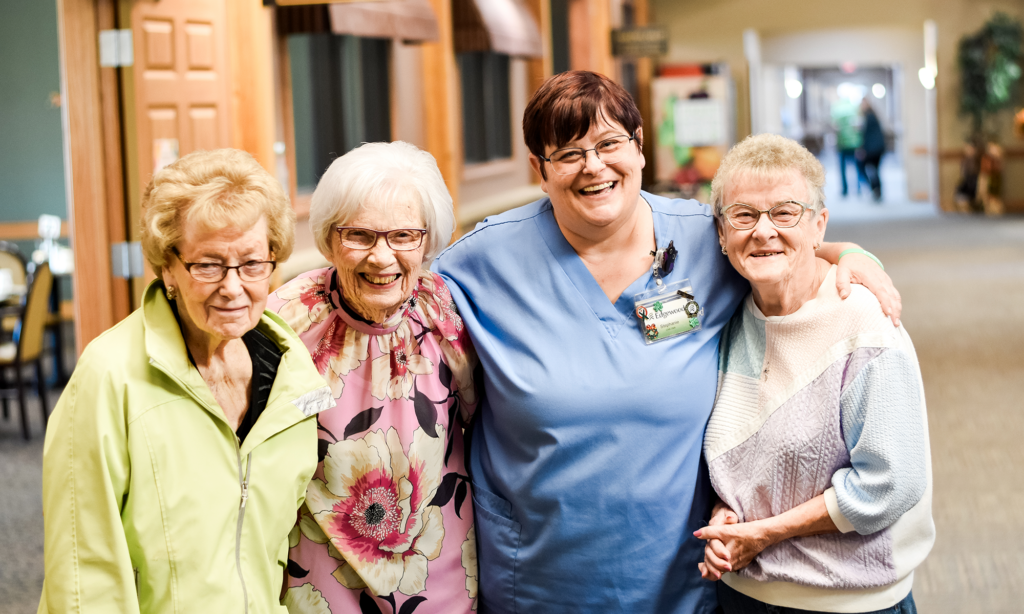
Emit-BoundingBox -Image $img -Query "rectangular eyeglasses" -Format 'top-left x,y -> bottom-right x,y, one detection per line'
335,227 -> 428,251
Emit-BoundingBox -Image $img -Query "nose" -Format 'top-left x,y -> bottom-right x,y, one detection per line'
750,211 -> 778,242
217,267 -> 245,298
366,235 -> 398,268
581,148 -> 607,175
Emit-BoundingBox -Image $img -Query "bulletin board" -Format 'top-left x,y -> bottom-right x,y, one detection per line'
651,74 -> 735,202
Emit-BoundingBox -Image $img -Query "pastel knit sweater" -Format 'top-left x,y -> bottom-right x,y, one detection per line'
704,266 -> 935,613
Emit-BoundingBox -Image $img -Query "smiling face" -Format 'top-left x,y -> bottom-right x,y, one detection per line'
331,196 -> 426,323
162,216 -> 272,345
531,114 -> 645,239
717,167 -> 827,291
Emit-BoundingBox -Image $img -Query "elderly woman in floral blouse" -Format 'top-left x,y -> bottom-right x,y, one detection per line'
269,141 -> 479,614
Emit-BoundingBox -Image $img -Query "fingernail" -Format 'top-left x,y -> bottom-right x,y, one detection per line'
693,530 -> 701,537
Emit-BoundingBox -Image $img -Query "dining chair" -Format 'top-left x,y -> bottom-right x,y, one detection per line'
0,263 -> 53,439
0,241 -> 28,287
0,242 -> 29,421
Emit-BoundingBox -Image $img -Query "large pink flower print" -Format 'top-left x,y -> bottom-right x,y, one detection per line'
305,426 -> 446,597
370,325 -> 433,401
274,273 -> 332,334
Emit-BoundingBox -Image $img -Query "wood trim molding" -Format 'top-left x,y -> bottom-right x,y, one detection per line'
462,158 -> 518,182
57,0 -> 117,351
227,0 -> 278,173
633,0 -> 654,186
939,147 -> 1024,161
423,0 -> 462,229
97,0 -> 131,323
0,221 -> 69,241
568,0 -> 612,76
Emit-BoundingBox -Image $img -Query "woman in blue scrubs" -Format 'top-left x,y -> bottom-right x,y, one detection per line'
432,71 -> 900,614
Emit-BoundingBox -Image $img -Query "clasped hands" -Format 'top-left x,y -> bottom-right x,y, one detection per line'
694,501 -> 771,582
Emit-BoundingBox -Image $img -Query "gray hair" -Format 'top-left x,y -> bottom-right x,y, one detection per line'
309,141 -> 455,262
709,133 -> 826,218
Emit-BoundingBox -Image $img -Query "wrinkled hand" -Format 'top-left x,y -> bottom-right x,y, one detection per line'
836,253 -> 902,326
695,521 -> 773,579
697,503 -> 738,581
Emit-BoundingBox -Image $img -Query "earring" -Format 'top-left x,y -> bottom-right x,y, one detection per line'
721,246 -> 728,255
814,242 -> 821,250
166,286 -> 177,301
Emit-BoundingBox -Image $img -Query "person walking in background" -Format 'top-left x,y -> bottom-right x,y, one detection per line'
859,99 -> 886,202
830,98 -> 862,197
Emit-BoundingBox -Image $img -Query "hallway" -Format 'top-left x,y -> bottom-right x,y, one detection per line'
1,214 -> 1022,613
827,214 -> 1024,613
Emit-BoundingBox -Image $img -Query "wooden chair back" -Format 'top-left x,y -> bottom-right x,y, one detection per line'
19,263 -> 53,362
0,241 -> 28,286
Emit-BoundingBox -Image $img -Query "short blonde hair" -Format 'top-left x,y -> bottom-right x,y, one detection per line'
710,133 -> 826,217
309,141 -> 454,262
140,149 -> 295,277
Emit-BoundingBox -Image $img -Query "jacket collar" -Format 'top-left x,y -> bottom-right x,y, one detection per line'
142,281 -> 331,452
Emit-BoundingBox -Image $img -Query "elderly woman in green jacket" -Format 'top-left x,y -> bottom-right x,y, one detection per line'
38,149 -> 332,613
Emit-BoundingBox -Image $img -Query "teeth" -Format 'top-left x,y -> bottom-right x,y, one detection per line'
581,181 -> 614,193
364,273 -> 398,284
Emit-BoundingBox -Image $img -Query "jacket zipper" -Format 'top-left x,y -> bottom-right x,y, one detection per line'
235,446 -> 253,614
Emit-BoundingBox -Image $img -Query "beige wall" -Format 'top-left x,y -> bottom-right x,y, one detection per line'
651,0 -> 1024,211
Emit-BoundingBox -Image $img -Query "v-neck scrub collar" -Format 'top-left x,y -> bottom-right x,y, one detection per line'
533,196 -> 670,336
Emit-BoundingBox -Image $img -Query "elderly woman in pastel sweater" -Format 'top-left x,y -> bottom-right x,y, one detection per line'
694,134 -> 934,614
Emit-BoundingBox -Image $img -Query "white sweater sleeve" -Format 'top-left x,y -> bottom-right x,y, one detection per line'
832,347 -> 928,535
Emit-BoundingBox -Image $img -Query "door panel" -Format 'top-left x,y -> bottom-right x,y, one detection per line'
125,0 -> 231,307
131,0 -> 230,183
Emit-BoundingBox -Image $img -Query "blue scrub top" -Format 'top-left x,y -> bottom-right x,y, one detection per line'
433,192 -> 748,614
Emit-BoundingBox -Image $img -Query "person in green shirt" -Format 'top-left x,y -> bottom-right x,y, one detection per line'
831,98 -> 863,197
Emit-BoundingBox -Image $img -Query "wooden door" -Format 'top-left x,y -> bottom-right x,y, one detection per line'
129,0 -> 231,199
125,0 -> 232,301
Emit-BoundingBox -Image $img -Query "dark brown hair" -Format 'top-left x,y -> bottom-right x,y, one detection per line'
523,71 -> 643,178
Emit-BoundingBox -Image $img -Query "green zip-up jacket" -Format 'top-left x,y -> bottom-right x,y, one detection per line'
38,282 -> 332,614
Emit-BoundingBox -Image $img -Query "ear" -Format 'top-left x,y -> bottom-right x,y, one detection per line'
815,207 -> 829,245
161,256 -> 178,291
715,217 -> 727,248
636,127 -> 646,170
528,155 -> 550,194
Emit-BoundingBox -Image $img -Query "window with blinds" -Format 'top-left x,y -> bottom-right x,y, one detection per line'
289,34 -> 391,192
457,51 -> 512,164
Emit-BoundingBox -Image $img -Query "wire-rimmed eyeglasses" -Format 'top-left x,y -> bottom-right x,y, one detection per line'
174,250 -> 277,283
335,227 -> 428,251
722,201 -> 810,230
538,131 -> 639,175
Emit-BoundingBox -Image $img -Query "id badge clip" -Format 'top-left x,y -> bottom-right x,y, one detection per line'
633,276 -> 703,345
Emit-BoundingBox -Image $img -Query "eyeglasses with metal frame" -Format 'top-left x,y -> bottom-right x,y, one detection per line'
173,250 -> 277,283
722,200 -> 810,230
538,131 -> 639,175
335,227 -> 428,251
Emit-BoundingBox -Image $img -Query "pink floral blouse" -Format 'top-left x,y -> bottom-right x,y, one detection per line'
268,267 -> 479,614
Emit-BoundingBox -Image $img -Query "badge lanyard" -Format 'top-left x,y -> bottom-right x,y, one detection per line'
632,240 -> 704,344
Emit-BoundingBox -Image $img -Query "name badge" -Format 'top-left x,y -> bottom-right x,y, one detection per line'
633,279 -> 703,344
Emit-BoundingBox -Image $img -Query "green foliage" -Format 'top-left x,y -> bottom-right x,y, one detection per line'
958,12 -> 1024,141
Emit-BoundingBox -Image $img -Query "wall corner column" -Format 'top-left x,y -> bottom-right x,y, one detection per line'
57,0 -> 116,351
